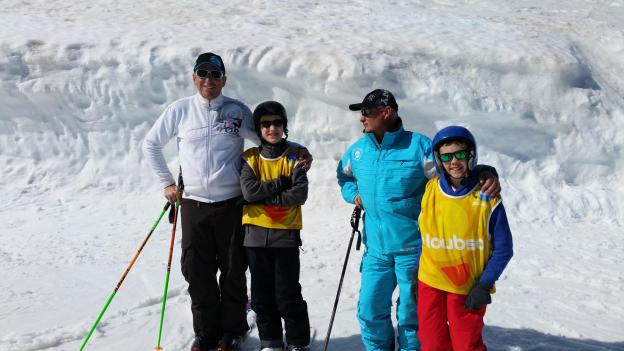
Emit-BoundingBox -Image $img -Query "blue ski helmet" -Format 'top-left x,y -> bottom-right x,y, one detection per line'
431,125 -> 477,174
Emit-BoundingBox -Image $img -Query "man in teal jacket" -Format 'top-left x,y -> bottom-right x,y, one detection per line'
337,89 -> 500,351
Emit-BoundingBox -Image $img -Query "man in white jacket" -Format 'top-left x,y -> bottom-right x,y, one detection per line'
143,52 -> 258,351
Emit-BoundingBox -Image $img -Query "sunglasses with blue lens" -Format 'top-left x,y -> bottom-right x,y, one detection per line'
439,149 -> 468,163
196,69 -> 224,79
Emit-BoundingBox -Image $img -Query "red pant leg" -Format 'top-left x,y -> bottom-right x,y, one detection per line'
417,281 -> 453,351
446,292 -> 487,351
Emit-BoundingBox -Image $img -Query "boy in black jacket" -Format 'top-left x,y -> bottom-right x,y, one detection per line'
240,101 -> 310,351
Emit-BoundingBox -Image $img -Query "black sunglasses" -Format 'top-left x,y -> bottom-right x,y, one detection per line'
361,106 -> 383,117
259,119 -> 284,128
195,69 -> 224,79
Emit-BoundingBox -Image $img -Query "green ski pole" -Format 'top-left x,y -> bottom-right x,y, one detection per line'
79,202 -> 171,351
155,200 -> 180,351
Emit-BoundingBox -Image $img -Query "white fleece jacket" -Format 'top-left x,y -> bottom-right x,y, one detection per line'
143,93 -> 259,203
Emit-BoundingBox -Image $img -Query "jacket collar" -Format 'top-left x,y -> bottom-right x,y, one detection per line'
259,139 -> 288,158
438,171 -> 479,196
196,93 -> 226,109
365,118 -> 405,148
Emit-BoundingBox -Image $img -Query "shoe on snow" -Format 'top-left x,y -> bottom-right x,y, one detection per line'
259,338 -> 284,351
286,346 -> 310,351
217,334 -> 244,351
191,335 -> 216,351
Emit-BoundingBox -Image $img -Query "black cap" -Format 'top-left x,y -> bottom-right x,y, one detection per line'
348,89 -> 398,111
194,52 -> 225,73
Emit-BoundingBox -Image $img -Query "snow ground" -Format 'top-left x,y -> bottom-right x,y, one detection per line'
1,1 -> 624,350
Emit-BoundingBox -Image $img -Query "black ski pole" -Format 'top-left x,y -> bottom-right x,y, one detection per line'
323,206 -> 362,351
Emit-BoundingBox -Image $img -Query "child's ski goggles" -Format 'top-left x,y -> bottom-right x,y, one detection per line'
439,150 -> 468,163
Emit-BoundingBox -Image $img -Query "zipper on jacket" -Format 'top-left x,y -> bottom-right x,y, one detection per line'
374,149 -> 382,224
206,100 -> 212,200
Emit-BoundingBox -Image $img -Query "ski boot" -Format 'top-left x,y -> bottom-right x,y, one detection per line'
286,346 -> 310,351
190,335 -> 217,351
259,339 -> 284,351
217,334 -> 244,351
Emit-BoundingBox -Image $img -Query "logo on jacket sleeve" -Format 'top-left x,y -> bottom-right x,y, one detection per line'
353,148 -> 362,161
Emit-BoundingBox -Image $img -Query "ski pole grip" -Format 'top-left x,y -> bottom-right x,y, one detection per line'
351,206 -> 361,229
168,202 -> 176,224
169,167 -> 184,224
177,166 -> 184,192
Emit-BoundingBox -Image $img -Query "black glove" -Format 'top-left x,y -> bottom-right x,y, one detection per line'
464,282 -> 492,309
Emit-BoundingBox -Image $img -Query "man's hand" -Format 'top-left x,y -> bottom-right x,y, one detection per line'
354,194 -> 364,209
164,184 -> 181,204
479,171 -> 501,198
296,147 -> 313,171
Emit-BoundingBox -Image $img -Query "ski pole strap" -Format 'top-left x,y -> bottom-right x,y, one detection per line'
350,206 -> 361,228
169,167 -> 184,223
356,229 -> 362,251
168,202 -> 175,224
177,166 -> 184,192
351,207 -> 363,250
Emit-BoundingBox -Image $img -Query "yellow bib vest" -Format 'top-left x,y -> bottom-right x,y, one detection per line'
242,146 -> 303,230
418,177 -> 501,294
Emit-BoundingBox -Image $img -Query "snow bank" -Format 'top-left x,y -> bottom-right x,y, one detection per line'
2,1 -> 623,224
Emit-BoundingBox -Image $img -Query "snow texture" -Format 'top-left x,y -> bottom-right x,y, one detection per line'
1,0 -> 623,350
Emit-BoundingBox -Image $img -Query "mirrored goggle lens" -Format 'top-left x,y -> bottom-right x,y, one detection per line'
440,150 -> 468,162
196,69 -> 223,79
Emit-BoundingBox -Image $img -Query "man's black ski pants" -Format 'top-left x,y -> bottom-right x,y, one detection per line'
180,197 -> 249,347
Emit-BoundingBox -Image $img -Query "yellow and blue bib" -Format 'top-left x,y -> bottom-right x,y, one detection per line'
418,176 -> 501,294
242,147 -> 302,230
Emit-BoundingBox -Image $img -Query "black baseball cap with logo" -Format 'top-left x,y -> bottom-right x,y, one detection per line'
194,52 -> 225,74
348,89 -> 398,111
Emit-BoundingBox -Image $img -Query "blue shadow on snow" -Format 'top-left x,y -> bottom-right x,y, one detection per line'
312,326 -> 624,351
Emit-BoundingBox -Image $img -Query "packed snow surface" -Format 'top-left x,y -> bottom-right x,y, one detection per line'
1,0 -> 623,350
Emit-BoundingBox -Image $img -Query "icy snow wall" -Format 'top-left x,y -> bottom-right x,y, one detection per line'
1,1 -> 623,225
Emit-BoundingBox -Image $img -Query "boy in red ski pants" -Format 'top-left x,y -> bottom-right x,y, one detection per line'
415,126 -> 513,351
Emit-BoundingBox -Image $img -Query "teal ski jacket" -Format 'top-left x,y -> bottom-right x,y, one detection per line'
337,124 -> 434,255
